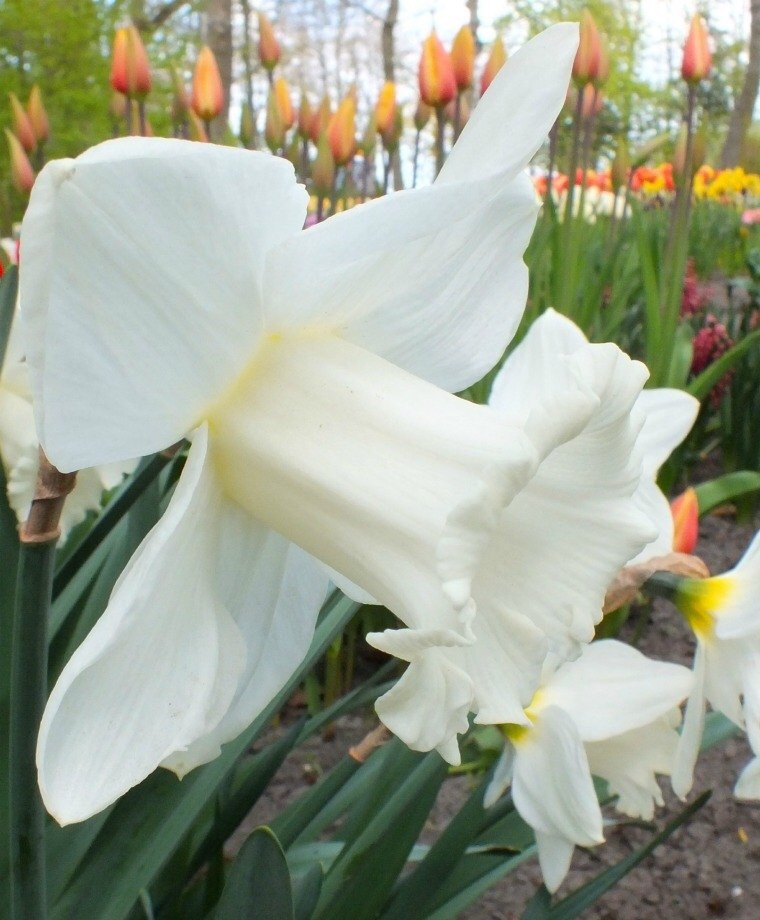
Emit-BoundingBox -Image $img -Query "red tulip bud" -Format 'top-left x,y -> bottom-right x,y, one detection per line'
5,129 -> 35,194
110,25 -> 151,100
451,25 -> 475,91
573,9 -> 602,86
9,93 -> 35,153
27,86 -> 49,146
258,12 -> 281,72
327,93 -> 357,166
682,15 -> 712,84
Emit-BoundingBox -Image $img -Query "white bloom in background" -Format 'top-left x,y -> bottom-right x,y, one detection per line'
484,640 -> 693,892
0,318 -> 133,539
22,25 -> 589,824
669,531 -> 760,799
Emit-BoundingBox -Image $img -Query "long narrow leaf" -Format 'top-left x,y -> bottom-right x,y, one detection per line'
214,827 -> 294,920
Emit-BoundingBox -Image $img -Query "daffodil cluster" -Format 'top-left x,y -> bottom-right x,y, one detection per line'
13,20 -> 759,899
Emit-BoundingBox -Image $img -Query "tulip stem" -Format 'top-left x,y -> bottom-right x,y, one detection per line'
453,92 -> 462,142
434,107 -> 446,176
138,101 -> 147,138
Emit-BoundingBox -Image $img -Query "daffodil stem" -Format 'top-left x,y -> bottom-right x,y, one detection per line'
641,571 -> 682,603
9,542 -> 53,920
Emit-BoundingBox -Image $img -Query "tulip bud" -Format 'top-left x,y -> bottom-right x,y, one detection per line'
297,94 -> 313,140
170,69 -> 189,126
375,81 -> 397,144
265,89 -> 285,152
682,15 -> 712,84
595,35 -> 610,87
451,25 -> 475,91
573,8 -> 602,86
110,25 -> 152,100
258,12 -> 281,72
310,95 -> 332,145
480,35 -> 507,95
188,109 -> 208,143
413,99 -> 432,131
5,129 -> 35,194
418,32 -> 456,108
192,46 -> 224,123
312,133 -> 335,195
670,487 -> 699,554
274,77 -> 295,131
327,93 -> 356,166
26,86 -> 49,146
8,93 -> 35,153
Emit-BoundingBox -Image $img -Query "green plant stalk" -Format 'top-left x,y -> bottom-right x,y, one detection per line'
9,541 -> 55,920
435,107 -> 447,176
658,84 -> 697,385
555,90 -> 585,316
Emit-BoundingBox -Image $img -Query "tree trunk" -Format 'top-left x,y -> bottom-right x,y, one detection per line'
722,0 -> 760,167
206,0 -> 233,140
467,0 -> 481,51
381,0 -> 403,189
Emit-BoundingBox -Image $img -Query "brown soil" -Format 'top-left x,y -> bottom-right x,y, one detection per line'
236,511 -> 760,919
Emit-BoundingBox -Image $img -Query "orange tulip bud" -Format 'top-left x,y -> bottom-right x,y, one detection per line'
327,94 -> 356,166
312,133 -> 335,195
310,95 -> 332,145
480,35 -> 507,95
110,25 -> 151,100
418,32 -> 456,108
682,15 -> 712,84
27,86 -> 49,146
5,129 -> 35,194
451,25 -> 475,91
188,109 -> 208,143
274,77 -> 295,130
670,487 -> 699,554
258,12 -> 281,72
573,9 -> 602,86
192,46 -> 224,122
9,93 -> 35,153
375,81 -> 397,142
297,94 -> 313,139
414,99 -> 432,131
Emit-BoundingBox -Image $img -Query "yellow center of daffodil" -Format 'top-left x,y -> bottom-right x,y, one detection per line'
676,575 -> 735,641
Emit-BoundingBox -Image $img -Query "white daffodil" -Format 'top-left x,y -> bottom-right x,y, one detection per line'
0,318 -> 133,539
20,24 -> 587,825
668,531 -> 760,799
484,639 -> 693,893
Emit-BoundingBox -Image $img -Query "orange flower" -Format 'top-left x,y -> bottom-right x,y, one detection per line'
451,25 -> 475,91
5,129 -> 35,194
311,134 -> 335,195
274,77 -> 295,130
8,93 -> 35,153
27,86 -> 50,146
375,81 -> 397,142
310,95 -> 332,145
192,46 -> 224,122
572,9 -> 602,86
682,15 -> 712,84
327,93 -> 356,166
418,32 -> 456,108
580,83 -> 603,120
110,25 -> 151,100
670,488 -> 699,554
258,12 -> 281,72
480,35 -> 507,95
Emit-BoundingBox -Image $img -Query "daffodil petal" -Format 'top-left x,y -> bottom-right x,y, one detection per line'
511,704 -> 603,880
534,831 -> 576,895
37,426 -> 246,824
735,757 -> 760,800
672,643 -> 707,799
634,388 -> 700,478
713,531 -> 760,638
545,640 -> 693,742
264,172 -> 537,393
21,138 -> 307,471
437,24 -> 578,185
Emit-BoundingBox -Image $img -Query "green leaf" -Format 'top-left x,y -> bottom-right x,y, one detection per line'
314,751 -> 448,920
688,328 -> 760,401
50,594 -> 359,920
0,265 -> 19,369
293,865 -> 323,920
665,322 -> 694,389
701,711 -> 740,750
215,827 -> 294,920
520,791 -> 711,919
694,471 -> 760,515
